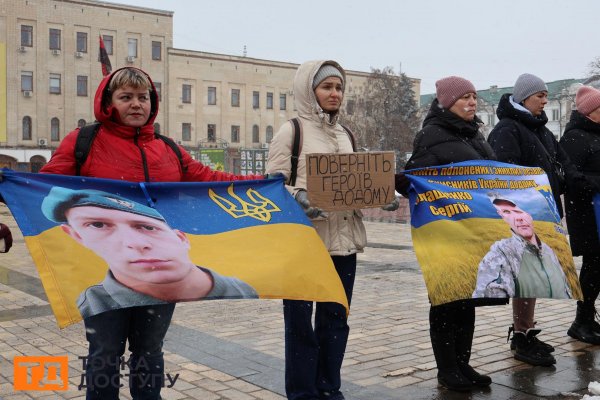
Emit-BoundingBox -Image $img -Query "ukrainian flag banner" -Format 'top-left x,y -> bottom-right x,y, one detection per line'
0,171 -> 347,327
405,160 -> 582,306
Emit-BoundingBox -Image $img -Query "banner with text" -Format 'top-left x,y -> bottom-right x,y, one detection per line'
406,160 -> 582,306
306,151 -> 395,211
0,171 -> 347,327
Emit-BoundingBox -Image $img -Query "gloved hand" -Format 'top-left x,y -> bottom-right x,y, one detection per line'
395,172 -> 410,197
0,223 -> 13,253
295,190 -> 327,219
381,196 -> 400,211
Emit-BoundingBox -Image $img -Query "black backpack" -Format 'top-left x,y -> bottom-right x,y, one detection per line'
74,122 -> 186,177
288,117 -> 356,186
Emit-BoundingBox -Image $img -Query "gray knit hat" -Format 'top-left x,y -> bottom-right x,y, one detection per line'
513,73 -> 548,103
312,64 -> 344,90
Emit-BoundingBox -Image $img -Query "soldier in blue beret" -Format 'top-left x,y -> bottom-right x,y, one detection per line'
42,187 -> 257,319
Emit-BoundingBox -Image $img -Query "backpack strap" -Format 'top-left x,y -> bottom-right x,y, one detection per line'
156,134 -> 187,174
289,118 -> 302,186
340,124 -> 357,152
74,122 -> 101,176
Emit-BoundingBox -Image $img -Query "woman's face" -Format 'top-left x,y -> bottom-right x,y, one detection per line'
587,107 -> 600,124
314,77 -> 344,112
110,85 -> 151,127
522,91 -> 548,116
449,92 -> 477,121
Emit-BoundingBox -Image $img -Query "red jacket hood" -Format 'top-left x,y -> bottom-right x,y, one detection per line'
93,67 -> 159,139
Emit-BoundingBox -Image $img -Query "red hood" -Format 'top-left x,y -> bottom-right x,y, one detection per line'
93,67 -> 159,139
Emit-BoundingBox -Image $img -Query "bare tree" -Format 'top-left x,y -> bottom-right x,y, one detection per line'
341,67 -> 419,171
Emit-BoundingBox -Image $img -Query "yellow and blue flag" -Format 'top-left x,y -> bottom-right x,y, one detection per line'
405,160 -> 581,306
0,170 -> 347,327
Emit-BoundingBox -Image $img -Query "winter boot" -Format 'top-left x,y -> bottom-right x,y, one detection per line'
430,328 -> 472,391
508,324 -> 554,353
511,329 -> 556,366
567,301 -> 600,345
455,318 -> 491,387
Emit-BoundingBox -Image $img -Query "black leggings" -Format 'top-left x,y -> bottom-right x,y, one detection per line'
579,253 -> 600,306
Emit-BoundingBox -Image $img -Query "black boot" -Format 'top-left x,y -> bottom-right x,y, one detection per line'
430,306 -> 472,392
455,308 -> 491,387
567,301 -> 600,345
508,324 -> 554,353
512,329 -> 556,366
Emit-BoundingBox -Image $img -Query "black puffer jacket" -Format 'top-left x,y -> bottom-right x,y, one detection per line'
560,110 -> 600,256
406,98 -> 496,169
488,93 -> 578,218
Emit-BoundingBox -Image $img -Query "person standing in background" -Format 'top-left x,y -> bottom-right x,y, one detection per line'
560,85 -> 600,344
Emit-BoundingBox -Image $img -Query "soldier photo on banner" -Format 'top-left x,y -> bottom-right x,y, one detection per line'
405,160 -> 582,306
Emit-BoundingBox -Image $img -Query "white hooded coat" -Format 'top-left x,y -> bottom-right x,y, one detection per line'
266,60 -> 367,256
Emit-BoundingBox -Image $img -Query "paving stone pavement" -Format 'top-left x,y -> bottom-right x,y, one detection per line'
0,204 -> 597,400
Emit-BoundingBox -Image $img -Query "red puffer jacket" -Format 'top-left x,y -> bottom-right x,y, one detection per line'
41,67 -> 260,183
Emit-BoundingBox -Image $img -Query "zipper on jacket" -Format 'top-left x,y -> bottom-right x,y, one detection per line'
134,128 -> 151,182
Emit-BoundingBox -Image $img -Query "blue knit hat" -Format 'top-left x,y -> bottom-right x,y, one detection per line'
42,187 -> 165,224
513,73 -> 548,103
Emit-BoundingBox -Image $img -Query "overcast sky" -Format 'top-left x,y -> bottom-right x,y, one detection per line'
111,0 -> 598,94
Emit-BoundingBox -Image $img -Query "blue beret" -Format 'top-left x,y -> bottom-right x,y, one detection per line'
41,187 -> 166,224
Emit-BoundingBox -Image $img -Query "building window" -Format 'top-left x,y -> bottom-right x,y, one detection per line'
280,94 -> 287,110
77,75 -> 88,96
231,125 -> 240,143
152,41 -> 161,60
182,84 -> 192,103
487,114 -> 494,126
49,73 -> 61,94
78,119 -> 86,128
50,117 -> 60,141
346,99 -> 355,115
208,124 -> 216,142
22,116 -> 32,140
552,109 -> 559,121
76,32 -> 88,53
182,123 -> 191,141
103,35 -> 113,55
252,125 -> 260,143
208,87 -> 217,105
49,29 -> 61,50
266,92 -> 273,109
21,71 -> 33,91
252,91 -> 260,109
154,82 -> 162,102
21,25 -> 33,47
231,89 -> 240,107
128,38 -> 138,57
266,126 -> 274,143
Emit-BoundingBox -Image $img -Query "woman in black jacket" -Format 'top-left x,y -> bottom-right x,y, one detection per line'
560,85 -> 600,344
405,76 -> 504,392
488,73 -> 579,367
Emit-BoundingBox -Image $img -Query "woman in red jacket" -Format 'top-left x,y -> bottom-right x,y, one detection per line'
41,67 -> 260,400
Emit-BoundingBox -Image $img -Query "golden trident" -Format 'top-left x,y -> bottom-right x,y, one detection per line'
208,183 -> 281,223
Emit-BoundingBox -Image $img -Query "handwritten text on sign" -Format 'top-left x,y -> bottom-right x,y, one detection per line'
306,152 -> 395,211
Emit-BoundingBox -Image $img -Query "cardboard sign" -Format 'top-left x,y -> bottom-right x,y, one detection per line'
306,152 -> 395,211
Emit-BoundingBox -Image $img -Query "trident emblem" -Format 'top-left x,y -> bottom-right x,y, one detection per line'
209,184 -> 281,222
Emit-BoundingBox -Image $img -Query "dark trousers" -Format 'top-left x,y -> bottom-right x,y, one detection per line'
429,302 -> 476,371
83,303 -> 175,400
579,253 -> 600,306
283,254 -> 356,400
